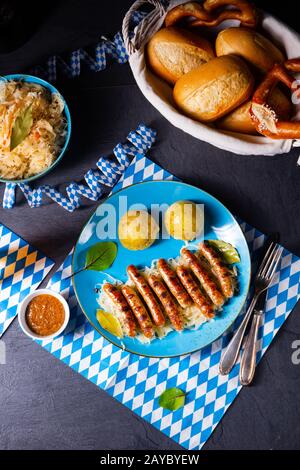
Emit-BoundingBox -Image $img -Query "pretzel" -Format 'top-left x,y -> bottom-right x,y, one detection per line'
250,59 -> 300,139
165,0 -> 257,29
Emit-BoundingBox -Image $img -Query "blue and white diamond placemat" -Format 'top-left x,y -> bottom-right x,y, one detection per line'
0,224 -> 54,336
36,154 -> 300,450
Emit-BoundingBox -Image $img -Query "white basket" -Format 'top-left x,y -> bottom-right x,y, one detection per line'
122,0 -> 300,156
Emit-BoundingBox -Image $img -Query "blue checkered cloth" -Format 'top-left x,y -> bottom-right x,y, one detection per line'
3,123 -> 156,212
36,154 -> 300,450
0,224 -> 54,336
29,11 -> 145,82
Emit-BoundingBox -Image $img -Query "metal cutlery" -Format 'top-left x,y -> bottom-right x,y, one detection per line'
219,242 -> 283,376
239,288 -> 267,385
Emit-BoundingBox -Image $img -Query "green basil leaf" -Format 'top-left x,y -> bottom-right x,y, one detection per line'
159,387 -> 186,411
85,241 -> 117,271
208,240 -> 240,264
10,104 -> 33,150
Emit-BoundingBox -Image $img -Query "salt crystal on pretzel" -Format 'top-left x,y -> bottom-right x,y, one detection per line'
250,60 -> 300,139
251,103 -> 278,134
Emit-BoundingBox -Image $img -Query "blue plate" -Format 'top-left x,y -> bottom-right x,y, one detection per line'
72,181 -> 251,357
0,74 -> 71,184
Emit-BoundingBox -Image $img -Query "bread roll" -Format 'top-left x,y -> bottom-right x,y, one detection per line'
147,27 -> 215,84
173,55 -> 254,122
217,87 -> 292,134
216,27 -> 285,73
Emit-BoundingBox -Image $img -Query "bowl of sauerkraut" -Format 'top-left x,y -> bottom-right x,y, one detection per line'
0,74 -> 71,183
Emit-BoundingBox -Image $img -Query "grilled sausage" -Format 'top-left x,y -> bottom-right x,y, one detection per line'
148,274 -> 184,331
103,283 -> 136,337
127,265 -> 165,327
176,266 -> 214,318
198,241 -> 234,298
181,248 -> 225,308
157,259 -> 192,308
121,285 -> 154,338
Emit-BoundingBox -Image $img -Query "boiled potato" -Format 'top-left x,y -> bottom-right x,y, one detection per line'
118,210 -> 159,251
164,201 -> 203,241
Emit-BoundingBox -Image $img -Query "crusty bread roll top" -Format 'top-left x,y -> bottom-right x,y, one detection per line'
173,55 -> 254,122
147,26 -> 215,84
216,27 -> 285,72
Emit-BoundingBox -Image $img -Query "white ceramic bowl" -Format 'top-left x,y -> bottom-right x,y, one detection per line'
18,289 -> 70,340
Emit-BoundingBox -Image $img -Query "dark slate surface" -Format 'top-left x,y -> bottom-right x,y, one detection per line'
0,0 -> 299,450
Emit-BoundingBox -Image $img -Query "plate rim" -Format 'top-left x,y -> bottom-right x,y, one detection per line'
72,180 -> 251,358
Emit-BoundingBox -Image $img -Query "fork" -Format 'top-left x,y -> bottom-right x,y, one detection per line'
219,242 -> 283,376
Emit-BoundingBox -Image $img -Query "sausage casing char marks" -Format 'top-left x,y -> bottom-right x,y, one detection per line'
103,241 -> 238,339
103,283 -> 136,337
127,265 -> 166,327
121,285 -> 154,338
198,241 -> 234,298
181,248 -> 225,308
157,259 -> 192,308
176,266 -> 214,318
148,274 -> 184,331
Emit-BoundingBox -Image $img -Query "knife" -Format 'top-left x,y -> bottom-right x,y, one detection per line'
239,288 -> 268,386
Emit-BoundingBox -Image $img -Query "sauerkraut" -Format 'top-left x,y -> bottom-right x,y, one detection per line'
0,80 -> 67,180
96,244 -> 239,343
97,256 -> 209,344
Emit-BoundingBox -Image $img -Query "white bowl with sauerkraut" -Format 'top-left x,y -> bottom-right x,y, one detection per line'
0,74 -> 71,183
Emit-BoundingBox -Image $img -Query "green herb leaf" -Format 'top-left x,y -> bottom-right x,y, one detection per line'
10,104 -> 33,150
85,241 -> 117,271
159,388 -> 186,411
208,240 -> 240,264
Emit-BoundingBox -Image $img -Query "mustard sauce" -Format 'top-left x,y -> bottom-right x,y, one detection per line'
25,294 -> 65,336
